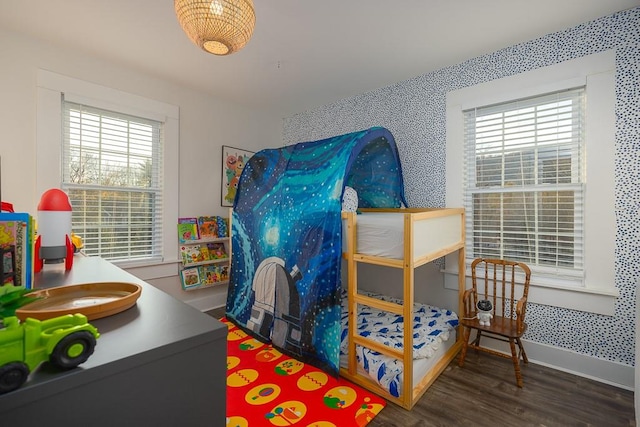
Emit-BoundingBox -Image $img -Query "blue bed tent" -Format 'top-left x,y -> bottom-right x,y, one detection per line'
225,126 -> 406,375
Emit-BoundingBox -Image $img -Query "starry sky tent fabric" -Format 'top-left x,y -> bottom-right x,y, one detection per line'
225,126 -> 407,376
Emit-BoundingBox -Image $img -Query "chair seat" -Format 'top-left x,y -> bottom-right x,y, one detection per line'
460,315 -> 527,339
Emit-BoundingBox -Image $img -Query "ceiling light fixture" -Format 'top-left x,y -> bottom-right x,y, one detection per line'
174,0 -> 255,56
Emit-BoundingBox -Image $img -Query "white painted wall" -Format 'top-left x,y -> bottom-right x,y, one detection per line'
0,28 -> 282,309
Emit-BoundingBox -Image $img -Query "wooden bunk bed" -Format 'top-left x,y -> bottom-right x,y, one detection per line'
341,207 -> 465,410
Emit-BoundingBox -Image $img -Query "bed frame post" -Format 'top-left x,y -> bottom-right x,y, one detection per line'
458,210 -> 465,342
402,213 -> 415,408
344,212 -> 358,375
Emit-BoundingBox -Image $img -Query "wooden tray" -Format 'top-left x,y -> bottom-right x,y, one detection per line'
16,282 -> 142,321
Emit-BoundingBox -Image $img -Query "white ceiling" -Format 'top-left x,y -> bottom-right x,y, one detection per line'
0,1 -> 637,116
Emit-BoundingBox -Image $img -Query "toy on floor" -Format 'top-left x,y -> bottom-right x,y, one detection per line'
0,313 -> 99,394
476,299 -> 493,326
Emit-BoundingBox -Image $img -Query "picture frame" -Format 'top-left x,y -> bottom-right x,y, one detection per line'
221,145 -> 254,207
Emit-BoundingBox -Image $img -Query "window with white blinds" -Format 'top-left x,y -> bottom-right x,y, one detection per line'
463,88 -> 585,278
62,99 -> 164,263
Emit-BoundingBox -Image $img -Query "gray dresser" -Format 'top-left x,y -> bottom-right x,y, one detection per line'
0,256 -> 227,426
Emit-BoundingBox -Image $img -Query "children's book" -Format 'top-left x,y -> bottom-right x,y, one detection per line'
197,216 -> 218,239
200,265 -> 221,285
199,264 -> 230,285
219,265 -> 229,281
216,216 -> 229,238
180,267 -> 201,289
0,213 -> 33,289
180,244 -> 201,265
198,245 -> 211,262
206,242 -> 227,260
180,244 -> 214,264
177,217 -> 199,243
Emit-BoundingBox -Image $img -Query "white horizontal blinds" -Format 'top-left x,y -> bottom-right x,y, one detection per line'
463,88 -> 585,277
62,98 -> 164,263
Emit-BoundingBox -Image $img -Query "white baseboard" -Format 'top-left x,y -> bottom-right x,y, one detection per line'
478,336 -> 633,390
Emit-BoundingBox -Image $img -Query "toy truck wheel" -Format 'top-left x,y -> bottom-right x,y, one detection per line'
50,331 -> 97,369
0,362 -> 29,394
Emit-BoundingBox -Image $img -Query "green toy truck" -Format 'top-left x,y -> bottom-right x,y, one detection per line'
0,313 -> 100,394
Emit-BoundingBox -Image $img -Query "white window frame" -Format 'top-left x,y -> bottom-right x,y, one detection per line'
445,50 -> 618,315
463,88 -> 586,278
36,70 -> 179,269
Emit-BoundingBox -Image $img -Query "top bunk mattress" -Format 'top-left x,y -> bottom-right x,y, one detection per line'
342,213 -> 404,259
342,210 -> 464,261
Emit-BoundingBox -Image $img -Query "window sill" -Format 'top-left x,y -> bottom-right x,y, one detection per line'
442,267 -> 618,316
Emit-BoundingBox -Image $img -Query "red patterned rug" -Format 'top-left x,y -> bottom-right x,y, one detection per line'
223,318 -> 386,426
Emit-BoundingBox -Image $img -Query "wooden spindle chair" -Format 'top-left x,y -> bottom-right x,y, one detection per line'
458,258 -> 532,387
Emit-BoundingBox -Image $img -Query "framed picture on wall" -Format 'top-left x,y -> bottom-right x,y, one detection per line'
221,145 -> 254,207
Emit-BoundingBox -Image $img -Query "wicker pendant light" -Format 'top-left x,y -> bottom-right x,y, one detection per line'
174,0 -> 255,56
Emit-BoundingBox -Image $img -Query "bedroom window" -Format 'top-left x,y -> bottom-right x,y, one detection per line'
463,88 -> 585,279
37,69 -> 179,271
446,51 -> 616,314
61,99 -> 164,262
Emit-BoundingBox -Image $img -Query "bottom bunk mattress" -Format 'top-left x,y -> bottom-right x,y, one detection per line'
339,289 -> 458,398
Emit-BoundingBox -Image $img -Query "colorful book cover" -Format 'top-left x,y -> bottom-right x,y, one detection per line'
0,212 -> 33,289
216,216 -> 229,237
2,247 -> 15,284
200,265 -> 221,285
200,264 -> 229,285
180,244 -> 203,265
177,217 -> 199,243
198,245 -> 211,262
206,242 -> 227,259
180,267 -> 201,289
197,216 -> 219,239
219,265 -> 229,281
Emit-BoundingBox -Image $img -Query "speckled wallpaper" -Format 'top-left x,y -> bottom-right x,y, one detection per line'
283,8 -> 639,366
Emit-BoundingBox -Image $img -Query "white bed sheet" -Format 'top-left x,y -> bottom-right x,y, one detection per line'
342,213 -> 405,259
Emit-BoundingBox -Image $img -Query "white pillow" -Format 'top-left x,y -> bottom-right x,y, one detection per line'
342,186 -> 358,212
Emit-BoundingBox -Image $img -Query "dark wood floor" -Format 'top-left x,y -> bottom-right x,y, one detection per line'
206,308 -> 635,427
